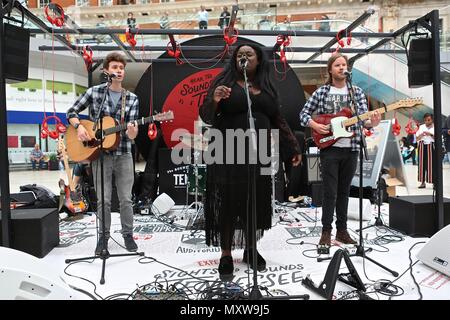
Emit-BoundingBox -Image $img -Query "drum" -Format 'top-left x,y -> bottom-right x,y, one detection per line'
187,164 -> 207,195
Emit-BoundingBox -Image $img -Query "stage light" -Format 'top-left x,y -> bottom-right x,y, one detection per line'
0,247 -> 78,300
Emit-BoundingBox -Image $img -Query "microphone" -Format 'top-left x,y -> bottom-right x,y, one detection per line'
103,71 -> 118,82
239,56 -> 248,69
344,70 -> 352,77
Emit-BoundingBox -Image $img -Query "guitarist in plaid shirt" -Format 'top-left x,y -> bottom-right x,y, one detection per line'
67,52 -> 139,255
299,53 -> 381,248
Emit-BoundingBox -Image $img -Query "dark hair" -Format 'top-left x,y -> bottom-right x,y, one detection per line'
207,43 -> 278,102
326,53 -> 348,85
423,113 -> 433,120
103,52 -> 127,70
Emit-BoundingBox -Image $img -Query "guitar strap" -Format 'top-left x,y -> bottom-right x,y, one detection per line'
348,85 -> 363,125
120,89 -> 127,126
119,89 -> 127,137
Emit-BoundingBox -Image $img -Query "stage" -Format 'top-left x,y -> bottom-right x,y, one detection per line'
6,163 -> 449,301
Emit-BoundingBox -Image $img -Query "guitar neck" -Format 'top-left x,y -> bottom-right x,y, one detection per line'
103,115 -> 154,136
343,103 -> 399,127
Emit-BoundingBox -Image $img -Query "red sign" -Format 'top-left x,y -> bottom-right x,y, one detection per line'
161,68 -> 222,148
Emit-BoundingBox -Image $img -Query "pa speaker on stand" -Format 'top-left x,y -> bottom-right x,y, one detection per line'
3,23 -> 30,83
407,38 -> 432,88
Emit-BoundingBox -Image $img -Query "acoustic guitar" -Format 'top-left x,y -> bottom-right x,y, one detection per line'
312,98 -> 423,150
58,136 -> 88,215
65,111 -> 174,162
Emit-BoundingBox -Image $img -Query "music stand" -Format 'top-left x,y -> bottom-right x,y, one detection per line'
317,72 -> 398,278
65,77 -> 143,285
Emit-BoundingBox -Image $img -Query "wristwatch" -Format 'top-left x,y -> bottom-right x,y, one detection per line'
74,123 -> 80,129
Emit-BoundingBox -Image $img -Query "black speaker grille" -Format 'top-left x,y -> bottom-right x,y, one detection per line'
407,38 -> 432,88
4,23 -> 30,83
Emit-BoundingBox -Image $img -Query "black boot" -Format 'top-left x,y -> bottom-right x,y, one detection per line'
242,249 -> 266,271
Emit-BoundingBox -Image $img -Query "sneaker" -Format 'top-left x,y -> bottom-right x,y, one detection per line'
418,183 -> 426,189
242,249 -> 266,271
218,256 -> 234,280
319,230 -> 332,246
335,229 -> 357,245
123,234 -> 138,252
95,236 -> 109,255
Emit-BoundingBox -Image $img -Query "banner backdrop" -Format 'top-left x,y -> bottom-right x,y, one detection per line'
134,35 -> 306,160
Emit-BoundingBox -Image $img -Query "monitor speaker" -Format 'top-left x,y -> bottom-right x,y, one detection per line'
3,23 -> 30,83
417,224 -> 450,277
407,38 -> 432,88
152,193 -> 175,215
0,247 -> 76,300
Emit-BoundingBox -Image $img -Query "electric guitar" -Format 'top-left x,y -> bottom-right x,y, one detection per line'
312,98 -> 423,149
58,136 -> 88,215
65,111 -> 174,162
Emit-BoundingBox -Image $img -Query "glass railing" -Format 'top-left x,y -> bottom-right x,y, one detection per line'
8,5 -> 450,75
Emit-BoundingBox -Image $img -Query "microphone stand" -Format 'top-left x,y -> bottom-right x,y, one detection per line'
65,77 -> 143,285
241,61 -> 261,299
317,73 -> 398,277
241,62 -> 309,301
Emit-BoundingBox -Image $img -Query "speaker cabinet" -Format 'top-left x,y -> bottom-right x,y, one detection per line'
3,23 -> 30,83
304,154 -> 321,183
389,195 -> 450,237
0,208 -> 59,258
407,38 -> 432,88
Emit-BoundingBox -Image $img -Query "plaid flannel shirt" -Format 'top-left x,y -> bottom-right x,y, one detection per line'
67,83 -> 139,155
299,84 -> 369,151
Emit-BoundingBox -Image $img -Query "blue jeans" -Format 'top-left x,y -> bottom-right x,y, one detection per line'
91,153 -> 134,237
31,159 -> 44,170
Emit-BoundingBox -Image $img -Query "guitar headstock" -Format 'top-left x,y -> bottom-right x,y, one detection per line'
154,110 -> 174,122
57,135 -> 68,156
397,97 -> 424,108
57,135 -> 65,152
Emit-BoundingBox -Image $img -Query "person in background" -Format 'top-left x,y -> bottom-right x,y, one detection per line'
406,132 -> 417,165
444,115 -> 450,164
218,6 -> 230,29
30,144 -> 45,170
416,113 -> 435,188
127,12 -> 137,29
198,5 -> 209,30
400,137 -> 415,164
159,11 -> 169,39
258,15 -> 272,30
